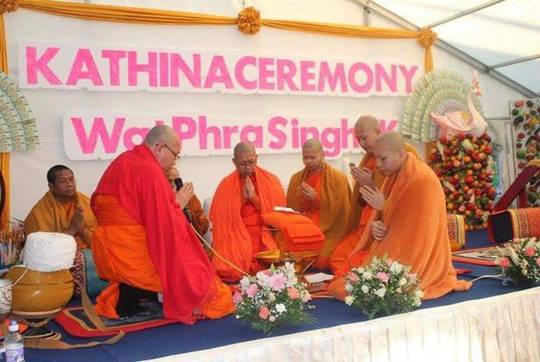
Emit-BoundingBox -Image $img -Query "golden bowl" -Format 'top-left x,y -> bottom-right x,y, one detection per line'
6,267 -> 74,317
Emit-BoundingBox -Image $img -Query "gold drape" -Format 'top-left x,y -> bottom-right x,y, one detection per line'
0,15 -> 9,228
16,0 -> 435,71
0,0 -> 437,227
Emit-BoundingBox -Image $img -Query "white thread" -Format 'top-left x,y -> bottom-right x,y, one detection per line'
23,232 -> 76,272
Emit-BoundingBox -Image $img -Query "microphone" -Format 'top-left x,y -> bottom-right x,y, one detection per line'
174,177 -> 192,222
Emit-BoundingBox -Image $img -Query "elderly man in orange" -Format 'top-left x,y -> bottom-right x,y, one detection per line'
329,115 -> 417,275
287,139 -> 352,269
210,142 -> 286,282
329,132 -> 471,300
91,125 -> 233,322
24,165 -> 96,250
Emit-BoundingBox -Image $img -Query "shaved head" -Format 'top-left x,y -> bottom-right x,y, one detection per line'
233,142 -> 258,177
233,142 -> 256,159
373,132 -> 408,176
354,115 -> 381,154
144,125 -> 178,147
355,115 -> 380,133
302,138 -> 324,172
302,138 -> 323,153
143,125 -> 181,171
374,132 -> 406,153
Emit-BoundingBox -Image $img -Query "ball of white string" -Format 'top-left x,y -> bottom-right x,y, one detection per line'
23,232 -> 76,272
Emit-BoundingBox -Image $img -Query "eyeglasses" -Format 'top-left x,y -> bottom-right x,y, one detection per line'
162,144 -> 180,160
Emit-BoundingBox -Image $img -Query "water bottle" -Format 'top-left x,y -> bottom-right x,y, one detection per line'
4,321 -> 24,362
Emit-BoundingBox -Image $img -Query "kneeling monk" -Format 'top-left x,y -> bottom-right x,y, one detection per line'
287,139 -> 352,269
210,142 -> 286,282
330,132 -> 471,300
92,125 -> 234,322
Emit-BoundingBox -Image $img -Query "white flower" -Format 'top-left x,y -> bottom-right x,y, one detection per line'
389,262 -> 403,274
374,287 -> 386,298
240,277 -> 251,291
269,316 -> 276,322
345,283 -> 353,292
415,290 -> 424,298
357,267 -> 365,274
345,296 -> 355,305
268,292 -> 276,302
414,298 -> 422,307
396,288 -> 402,293
361,285 -> 369,294
256,271 -> 269,285
362,271 -> 373,280
399,277 -> 407,286
275,303 -> 286,314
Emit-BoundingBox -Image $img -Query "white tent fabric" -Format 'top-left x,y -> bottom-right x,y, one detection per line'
372,0 -> 540,95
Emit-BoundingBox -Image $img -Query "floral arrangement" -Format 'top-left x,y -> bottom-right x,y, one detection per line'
495,237 -> 540,285
344,256 -> 422,319
511,99 -> 540,206
430,133 -> 496,229
234,262 -> 315,334
0,222 -> 25,268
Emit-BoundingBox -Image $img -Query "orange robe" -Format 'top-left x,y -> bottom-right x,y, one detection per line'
329,152 -> 471,300
287,162 -> 352,268
24,191 -> 96,250
92,145 -> 233,322
210,167 -> 286,282
187,195 -> 209,236
329,144 -> 418,275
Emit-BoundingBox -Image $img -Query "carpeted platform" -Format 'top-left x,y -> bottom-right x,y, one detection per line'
25,230 -> 531,362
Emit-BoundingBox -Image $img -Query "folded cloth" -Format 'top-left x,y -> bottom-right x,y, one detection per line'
487,208 -> 540,243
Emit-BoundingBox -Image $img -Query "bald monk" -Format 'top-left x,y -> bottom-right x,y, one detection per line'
330,132 -> 471,300
92,125 -> 233,322
167,166 -> 209,237
287,139 -> 352,269
25,165 -> 96,250
329,115 -> 417,275
210,142 -> 286,282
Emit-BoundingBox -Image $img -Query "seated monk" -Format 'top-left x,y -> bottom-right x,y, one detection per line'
167,166 -> 209,237
24,165 -> 96,250
210,142 -> 286,282
286,138 -> 352,269
329,115 -> 417,276
329,132 -> 471,300
91,125 -> 233,322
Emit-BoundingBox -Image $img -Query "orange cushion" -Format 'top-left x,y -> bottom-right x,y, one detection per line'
261,212 -> 312,229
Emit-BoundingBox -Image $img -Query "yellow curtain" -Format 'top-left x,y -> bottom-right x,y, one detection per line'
17,0 -> 436,72
0,15 -> 9,228
0,0 -> 437,227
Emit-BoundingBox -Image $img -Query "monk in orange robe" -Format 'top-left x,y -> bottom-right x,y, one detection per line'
287,139 -> 352,269
330,115 -> 418,275
92,125 -> 233,322
210,142 -> 286,282
167,166 -> 209,237
24,165 -> 96,250
330,132 -> 471,300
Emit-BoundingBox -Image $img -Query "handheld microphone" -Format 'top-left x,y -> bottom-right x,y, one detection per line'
173,177 -> 192,222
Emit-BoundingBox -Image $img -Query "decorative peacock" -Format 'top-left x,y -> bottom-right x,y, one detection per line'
402,69 -> 485,142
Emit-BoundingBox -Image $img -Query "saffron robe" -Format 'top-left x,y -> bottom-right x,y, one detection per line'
287,162 -> 352,268
24,191 -> 96,250
330,152 -> 472,300
210,167 -> 286,282
329,144 -> 418,275
92,145 -> 233,322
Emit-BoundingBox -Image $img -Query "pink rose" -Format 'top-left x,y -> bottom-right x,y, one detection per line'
376,272 -> 389,283
287,287 -> 300,299
246,284 -> 258,298
499,257 -> 510,268
233,292 -> 243,304
524,247 -> 536,257
536,258 -> 540,267
349,273 -> 360,283
268,273 -> 287,291
259,306 -> 270,320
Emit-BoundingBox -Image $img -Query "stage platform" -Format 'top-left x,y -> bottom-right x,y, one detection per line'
25,231 -> 540,361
